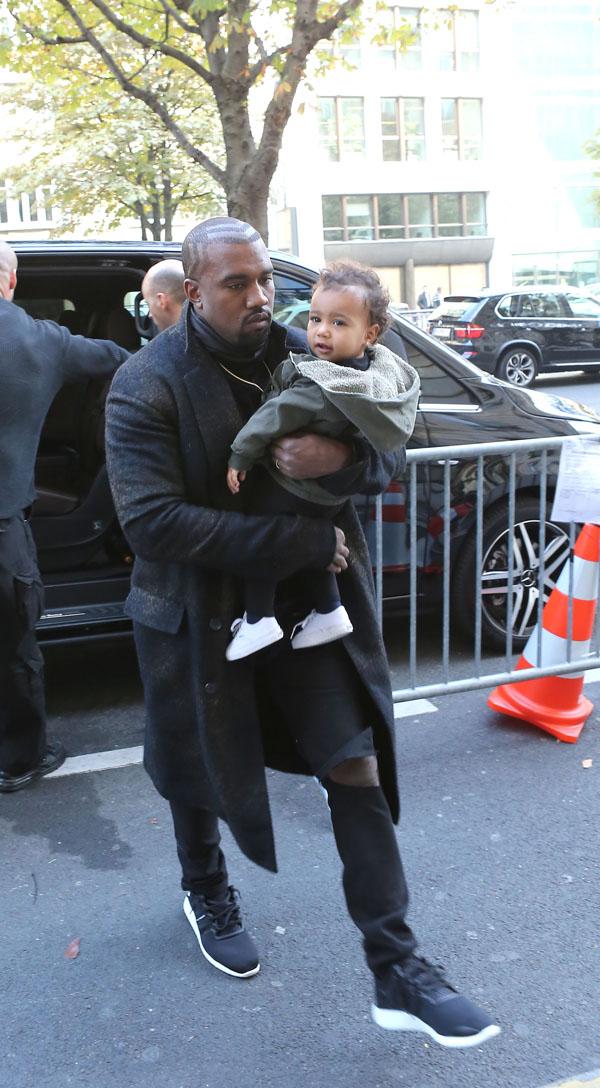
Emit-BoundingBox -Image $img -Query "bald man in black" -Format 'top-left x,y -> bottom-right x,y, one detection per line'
0,242 -> 129,791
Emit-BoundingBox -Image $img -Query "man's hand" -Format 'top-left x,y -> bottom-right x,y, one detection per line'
327,527 -> 349,574
227,467 -> 246,494
270,433 -> 353,480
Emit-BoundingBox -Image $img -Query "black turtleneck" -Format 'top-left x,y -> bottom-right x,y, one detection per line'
189,306 -> 275,418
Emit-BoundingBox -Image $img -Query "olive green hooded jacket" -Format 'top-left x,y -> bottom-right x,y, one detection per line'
229,343 -> 420,505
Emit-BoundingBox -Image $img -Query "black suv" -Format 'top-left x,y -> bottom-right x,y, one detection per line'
428,287 -> 600,387
9,240 -> 600,650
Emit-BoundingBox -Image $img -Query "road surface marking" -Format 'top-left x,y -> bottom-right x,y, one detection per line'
394,698 -> 437,719
48,745 -> 143,778
584,666 -> 600,684
537,1071 -> 600,1088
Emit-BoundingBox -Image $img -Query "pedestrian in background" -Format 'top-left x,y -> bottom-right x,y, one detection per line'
417,285 -> 432,309
0,241 -> 129,793
141,259 -> 186,333
105,217 -> 500,1049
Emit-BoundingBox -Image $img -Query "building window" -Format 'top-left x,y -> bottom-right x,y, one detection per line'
407,194 -> 433,237
318,97 -> 365,161
322,192 -> 487,241
438,9 -> 479,72
381,98 -> 425,161
441,99 -> 482,160
19,186 -> 52,225
379,7 -> 422,71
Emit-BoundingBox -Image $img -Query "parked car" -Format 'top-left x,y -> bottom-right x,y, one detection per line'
9,240 -> 600,650
428,287 -> 600,388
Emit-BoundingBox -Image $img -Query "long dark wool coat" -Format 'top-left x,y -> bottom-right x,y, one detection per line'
105,308 -> 403,873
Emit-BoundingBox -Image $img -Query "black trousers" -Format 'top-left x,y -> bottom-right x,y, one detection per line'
243,467 -> 342,618
170,638 -> 417,975
0,514 -> 47,775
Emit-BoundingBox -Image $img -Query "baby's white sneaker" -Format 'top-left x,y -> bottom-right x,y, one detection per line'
226,614 -> 284,660
291,605 -> 353,650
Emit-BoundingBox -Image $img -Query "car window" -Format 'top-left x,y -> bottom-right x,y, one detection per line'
273,272 -> 313,319
437,296 -> 482,319
563,292 -> 600,318
496,294 -> 520,318
516,294 -> 539,318
401,339 -> 478,405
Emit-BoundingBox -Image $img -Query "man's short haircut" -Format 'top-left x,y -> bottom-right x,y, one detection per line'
182,217 -> 262,278
315,260 -> 390,335
146,259 -> 185,303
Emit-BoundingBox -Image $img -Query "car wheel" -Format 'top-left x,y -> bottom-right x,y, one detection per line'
495,348 -> 538,387
452,498 -> 572,651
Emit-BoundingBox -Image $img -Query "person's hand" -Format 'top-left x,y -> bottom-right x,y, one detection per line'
327,527 -> 349,574
270,433 -> 352,480
227,467 -> 246,494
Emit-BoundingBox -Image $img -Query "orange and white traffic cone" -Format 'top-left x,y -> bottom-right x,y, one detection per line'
487,522 -> 600,742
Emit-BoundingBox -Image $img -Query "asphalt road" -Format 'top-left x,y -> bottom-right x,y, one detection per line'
2,372 -> 599,1088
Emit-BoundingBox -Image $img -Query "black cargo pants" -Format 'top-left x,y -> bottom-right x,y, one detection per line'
0,513 -> 47,775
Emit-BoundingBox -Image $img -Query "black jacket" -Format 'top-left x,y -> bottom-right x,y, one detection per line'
0,299 -> 128,517
105,306 -> 404,872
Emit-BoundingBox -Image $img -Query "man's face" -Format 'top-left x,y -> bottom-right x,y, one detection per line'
185,240 -> 275,347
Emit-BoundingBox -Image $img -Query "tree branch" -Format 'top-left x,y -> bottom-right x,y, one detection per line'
55,0 -> 225,186
65,0 -> 216,85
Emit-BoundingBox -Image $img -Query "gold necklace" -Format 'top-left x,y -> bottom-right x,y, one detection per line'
218,359 -> 273,392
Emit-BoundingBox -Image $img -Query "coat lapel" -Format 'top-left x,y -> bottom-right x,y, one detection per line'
178,316 -> 244,510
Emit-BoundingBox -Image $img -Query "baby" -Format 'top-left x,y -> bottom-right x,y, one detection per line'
225,259 -> 420,661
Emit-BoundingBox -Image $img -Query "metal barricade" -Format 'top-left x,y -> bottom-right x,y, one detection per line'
371,435 -> 600,702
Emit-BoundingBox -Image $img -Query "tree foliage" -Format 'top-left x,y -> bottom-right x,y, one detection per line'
2,59 -> 224,240
2,0 -> 408,239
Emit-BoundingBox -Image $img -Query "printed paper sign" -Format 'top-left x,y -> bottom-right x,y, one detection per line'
551,437 -> 600,524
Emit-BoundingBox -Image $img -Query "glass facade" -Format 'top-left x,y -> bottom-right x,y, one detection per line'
380,98 -> 426,161
322,193 -> 487,242
318,98 -> 365,161
441,99 -> 482,160
437,8 -> 480,72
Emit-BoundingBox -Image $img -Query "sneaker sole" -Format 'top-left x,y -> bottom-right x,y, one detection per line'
291,621 -> 353,650
226,628 -> 284,661
183,896 -> 260,979
371,1004 -> 501,1048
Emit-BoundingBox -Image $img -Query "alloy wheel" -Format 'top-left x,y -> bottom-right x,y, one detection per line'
480,518 -> 571,643
500,350 -> 537,386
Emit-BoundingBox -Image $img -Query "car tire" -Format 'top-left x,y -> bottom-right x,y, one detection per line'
451,497 -> 572,651
495,347 -> 538,387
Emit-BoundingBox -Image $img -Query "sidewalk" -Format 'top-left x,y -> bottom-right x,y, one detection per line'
2,679 -> 599,1088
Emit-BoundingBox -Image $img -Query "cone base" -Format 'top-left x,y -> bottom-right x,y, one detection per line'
488,684 -> 592,743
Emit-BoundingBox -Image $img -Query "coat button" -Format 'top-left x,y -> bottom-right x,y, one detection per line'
204,681 -> 218,695
208,618 -> 223,632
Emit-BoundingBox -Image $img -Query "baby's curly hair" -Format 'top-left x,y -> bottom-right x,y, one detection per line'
314,260 -> 390,337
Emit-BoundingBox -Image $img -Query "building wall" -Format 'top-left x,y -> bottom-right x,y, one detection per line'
271,0 -> 600,304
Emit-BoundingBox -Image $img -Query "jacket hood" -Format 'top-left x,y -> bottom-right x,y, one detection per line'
289,344 -> 420,451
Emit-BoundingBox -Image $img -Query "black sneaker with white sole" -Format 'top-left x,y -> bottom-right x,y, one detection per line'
183,887 -> 260,978
372,955 -> 501,1049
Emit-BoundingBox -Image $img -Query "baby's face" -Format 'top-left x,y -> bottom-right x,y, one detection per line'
307,285 -> 380,363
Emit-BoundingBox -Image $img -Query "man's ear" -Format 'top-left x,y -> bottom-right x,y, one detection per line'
184,278 -> 201,305
9,269 -> 17,292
